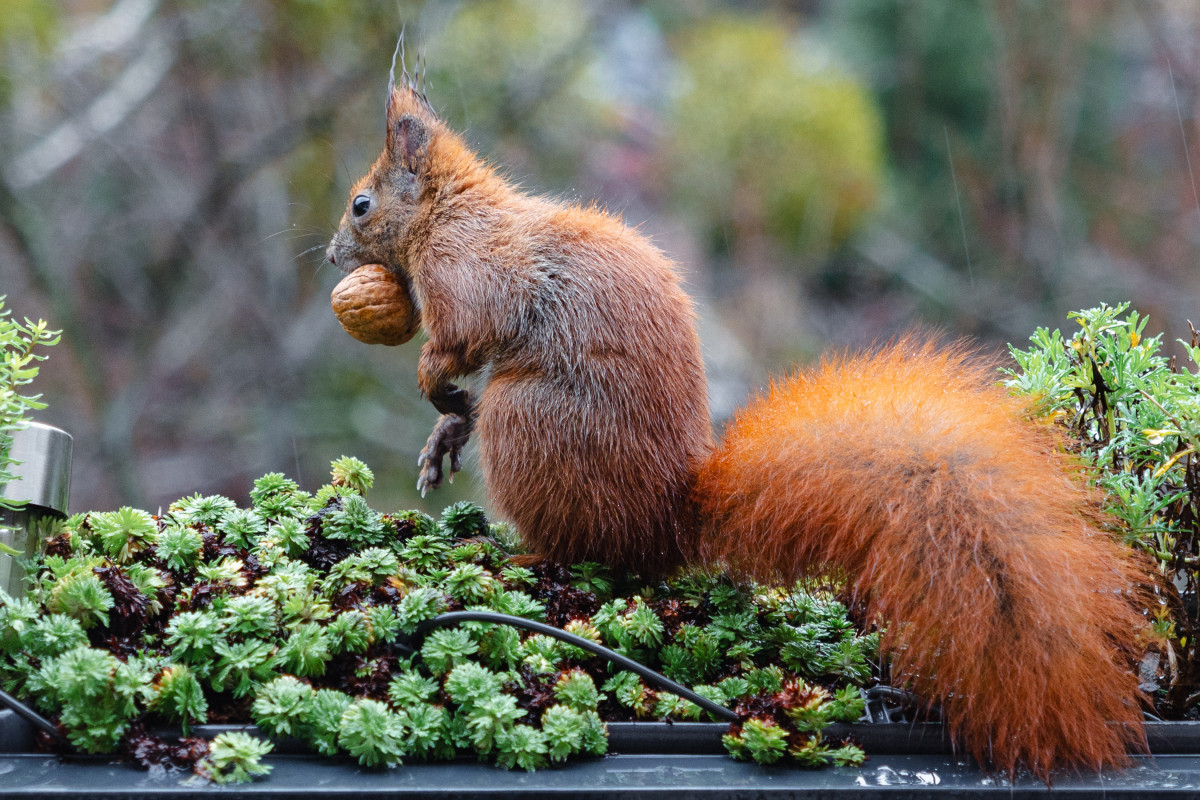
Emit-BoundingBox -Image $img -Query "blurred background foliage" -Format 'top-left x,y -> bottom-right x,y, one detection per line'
2,0 -> 1199,519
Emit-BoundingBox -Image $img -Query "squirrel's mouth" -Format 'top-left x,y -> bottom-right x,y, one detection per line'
324,241 -> 347,273
325,238 -> 370,275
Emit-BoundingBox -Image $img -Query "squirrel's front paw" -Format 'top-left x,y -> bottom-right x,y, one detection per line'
417,413 -> 473,496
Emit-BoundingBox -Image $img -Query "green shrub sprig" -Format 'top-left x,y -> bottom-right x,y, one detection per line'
0,298 -> 60,522
1005,302 -> 1200,712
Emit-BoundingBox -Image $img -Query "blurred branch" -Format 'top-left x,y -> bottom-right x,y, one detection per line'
153,66 -> 376,278
0,177 -> 105,396
5,33 -> 175,189
0,181 -> 37,288
853,227 -> 1008,330
58,0 -> 162,75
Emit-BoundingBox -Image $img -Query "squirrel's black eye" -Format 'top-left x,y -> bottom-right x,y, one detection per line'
352,194 -> 371,217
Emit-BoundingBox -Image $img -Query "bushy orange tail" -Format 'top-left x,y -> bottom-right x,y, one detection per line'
695,339 -> 1150,779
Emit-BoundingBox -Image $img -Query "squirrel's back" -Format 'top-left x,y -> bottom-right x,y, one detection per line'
470,200 -> 713,572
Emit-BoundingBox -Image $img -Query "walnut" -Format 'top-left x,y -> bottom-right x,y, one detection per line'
330,264 -> 421,346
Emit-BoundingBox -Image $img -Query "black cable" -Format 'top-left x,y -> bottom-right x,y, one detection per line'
0,685 -> 64,742
866,685 -> 925,705
413,610 -> 740,723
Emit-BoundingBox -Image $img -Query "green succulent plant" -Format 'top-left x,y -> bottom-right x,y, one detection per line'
554,669 -> 601,713
338,697 -> 408,767
724,718 -> 790,765
156,525 -> 204,572
26,645 -> 144,752
148,664 -> 208,733
330,455 -> 374,495
324,494 -> 388,546
274,621 -> 331,677
201,731 -> 274,784
438,501 -> 488,539
90,507 -> 158,563
42,564 -> 113,629
0,456 -> 881,782
171,494 -> 236,528
303,689 -> 353,756
220,508 -> 267,550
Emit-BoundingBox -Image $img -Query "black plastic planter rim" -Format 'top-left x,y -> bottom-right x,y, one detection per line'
5,710 -> 1200,758
8,711 -> 1200,800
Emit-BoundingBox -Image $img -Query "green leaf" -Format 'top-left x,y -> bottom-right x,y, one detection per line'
338,698 -> 407,767
203,731 -> 274,784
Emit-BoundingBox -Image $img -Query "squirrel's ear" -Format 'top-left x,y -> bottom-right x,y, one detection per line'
386,103 -> 430,172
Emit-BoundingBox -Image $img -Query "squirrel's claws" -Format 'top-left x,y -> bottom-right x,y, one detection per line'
417,412 -> 472,494
417,454 -> 441,494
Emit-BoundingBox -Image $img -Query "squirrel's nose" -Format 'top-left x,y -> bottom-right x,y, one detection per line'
325,244 -> 337,266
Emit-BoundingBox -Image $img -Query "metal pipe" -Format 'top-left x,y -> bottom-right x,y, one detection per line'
0,422 -> 72,598
0,422 -> 73,514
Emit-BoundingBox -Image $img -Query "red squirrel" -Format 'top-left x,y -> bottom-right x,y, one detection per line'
325,68 -> 1151,778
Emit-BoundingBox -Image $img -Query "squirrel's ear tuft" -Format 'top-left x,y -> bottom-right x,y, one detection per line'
383,29 -> 436,169
387,110 -> 430,171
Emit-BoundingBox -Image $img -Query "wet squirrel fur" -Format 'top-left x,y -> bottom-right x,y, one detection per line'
325,74 -> 1151,779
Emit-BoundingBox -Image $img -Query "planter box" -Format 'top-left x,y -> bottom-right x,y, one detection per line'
2,436 -> 1193,796
0,422 -> 72,598
3,710 -> 1200,798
